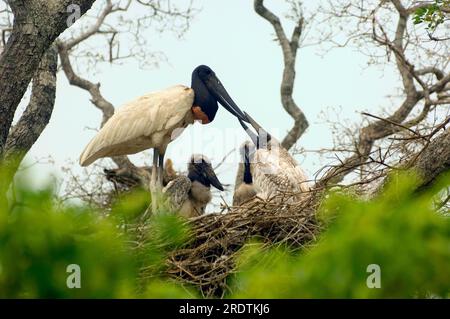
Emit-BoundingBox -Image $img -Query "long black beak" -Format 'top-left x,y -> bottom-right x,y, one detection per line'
205,75 -> 249,123
204,165 -> 224,191
239,119 -> 258,146
239,112 -> 272,149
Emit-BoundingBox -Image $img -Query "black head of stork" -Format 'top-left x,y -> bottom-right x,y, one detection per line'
191,65 -> 249,124
188,154 -> 224,191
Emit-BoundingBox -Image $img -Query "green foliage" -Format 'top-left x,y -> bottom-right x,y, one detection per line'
110,190 -> 193,279
0,185 -> 134,297
0,171 -> 194,298
111,188 -> 151,224
230,174 -> 450,298
413,0 -> 449,31
142,280 -> 197,298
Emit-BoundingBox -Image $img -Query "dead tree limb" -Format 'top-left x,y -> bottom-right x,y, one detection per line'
57,40 -> 136,171
411,130 -> 450,188
254,0 -> 309,151
318,0 -> 450,187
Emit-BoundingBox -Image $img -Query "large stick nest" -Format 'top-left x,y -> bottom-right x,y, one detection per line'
143,191 -> 321,298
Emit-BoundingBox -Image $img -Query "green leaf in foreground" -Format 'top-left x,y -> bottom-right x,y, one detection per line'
230,173 -> 450,298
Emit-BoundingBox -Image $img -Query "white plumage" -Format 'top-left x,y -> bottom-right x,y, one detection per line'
80,85 -> 195,166
251,141 -> 310,201
233,183 -> 258,206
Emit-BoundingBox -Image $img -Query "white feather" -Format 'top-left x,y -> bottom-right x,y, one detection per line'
80,85 -> 195,166
252,142 -> 310,202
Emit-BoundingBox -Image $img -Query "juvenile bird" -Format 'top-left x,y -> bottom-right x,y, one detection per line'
163,154 -> 224,218
233,142 -> 258,206
238,113 -> 310,202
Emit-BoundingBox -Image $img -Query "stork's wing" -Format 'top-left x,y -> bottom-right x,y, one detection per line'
252,146 -> 310,201
80,85 -> 194,166
162,176 -> 192,212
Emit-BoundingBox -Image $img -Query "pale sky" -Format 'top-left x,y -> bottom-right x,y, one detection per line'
17,0 -> 401,204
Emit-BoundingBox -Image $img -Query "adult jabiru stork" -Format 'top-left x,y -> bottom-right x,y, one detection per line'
233,141 -> 258,206
238,113 -> 310,202
79,65 -> 248,197
163,154 -> 224,218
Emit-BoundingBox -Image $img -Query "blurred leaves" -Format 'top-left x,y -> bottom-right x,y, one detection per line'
230,173 -> 450,298
0,170 -> 193,298
0,184 -> 135,298
110,189 -> 193,279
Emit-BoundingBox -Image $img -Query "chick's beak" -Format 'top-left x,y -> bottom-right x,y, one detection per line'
204,165 -> 224,191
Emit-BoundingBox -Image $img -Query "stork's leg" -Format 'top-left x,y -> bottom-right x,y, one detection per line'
157,152 -> 165,189
150,148 -> 160,213
150,148 -> 159,189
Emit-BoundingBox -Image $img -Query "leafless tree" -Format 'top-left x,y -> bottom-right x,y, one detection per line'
252,0 -> 449,193
311,0 -> 450,192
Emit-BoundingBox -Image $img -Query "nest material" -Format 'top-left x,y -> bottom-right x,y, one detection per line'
105,159 -> 179,192
150,191 -> 321,298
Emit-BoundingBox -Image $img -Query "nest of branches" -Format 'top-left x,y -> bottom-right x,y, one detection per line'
146,191 -> 321,298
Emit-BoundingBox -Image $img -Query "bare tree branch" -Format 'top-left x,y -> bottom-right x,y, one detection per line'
375,126 -> 450,195
64,0 -> 115,50
57,41 -> 114,126
60,0 -> 197,71
56,39 -> 136,170
254,0 -> 309,151
317,0 -> 450,188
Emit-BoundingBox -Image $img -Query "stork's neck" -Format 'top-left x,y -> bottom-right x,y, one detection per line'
243,161 -> 253,184
190,181 -> 212,206
191,74 -> 218,123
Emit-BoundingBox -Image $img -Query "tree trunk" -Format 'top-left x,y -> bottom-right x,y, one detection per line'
0,44 -> 58,197
0,0 -> 96,153
412,129 -> 450,188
